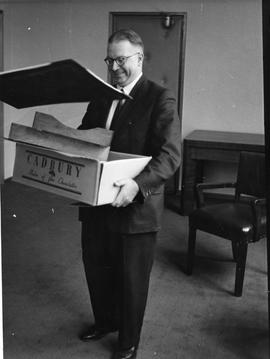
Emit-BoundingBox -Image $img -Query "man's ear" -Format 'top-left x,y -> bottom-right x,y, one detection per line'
138,53 -> 144,65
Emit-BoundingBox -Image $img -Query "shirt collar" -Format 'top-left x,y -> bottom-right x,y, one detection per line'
117,72 -> 143,95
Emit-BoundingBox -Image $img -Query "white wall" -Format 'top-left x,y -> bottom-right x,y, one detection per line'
0,0 -> 263,178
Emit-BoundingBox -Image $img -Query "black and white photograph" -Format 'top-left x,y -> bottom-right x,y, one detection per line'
0,1 -> 269,358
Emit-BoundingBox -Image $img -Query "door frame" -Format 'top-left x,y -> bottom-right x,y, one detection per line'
109,11 -> 187,129
0,10 -> 3,183
262,0 -> 270,336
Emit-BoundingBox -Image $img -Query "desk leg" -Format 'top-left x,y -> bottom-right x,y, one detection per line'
180,143 -> 200,215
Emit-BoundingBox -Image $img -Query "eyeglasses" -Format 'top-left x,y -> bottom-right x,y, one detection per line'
104,53 -> 141,67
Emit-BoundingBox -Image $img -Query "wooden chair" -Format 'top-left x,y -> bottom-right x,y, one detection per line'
187,151 -> 266,296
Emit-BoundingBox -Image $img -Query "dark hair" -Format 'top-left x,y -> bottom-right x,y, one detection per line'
108,29 -> 144,53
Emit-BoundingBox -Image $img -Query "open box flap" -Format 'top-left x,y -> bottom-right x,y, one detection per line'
5,135 -> 106,161
33,112 -> 113,147
0,59 -> 131,108
7,120 -> 112,161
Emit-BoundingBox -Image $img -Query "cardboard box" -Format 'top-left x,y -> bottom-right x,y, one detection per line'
12,142 -> 151,206
8,113 -> 151,206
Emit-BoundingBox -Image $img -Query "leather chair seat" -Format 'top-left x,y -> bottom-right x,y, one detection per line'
190,202 -> 266,243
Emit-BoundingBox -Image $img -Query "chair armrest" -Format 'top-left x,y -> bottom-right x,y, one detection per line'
253,198 -> 266,206
196,182 -> 236,208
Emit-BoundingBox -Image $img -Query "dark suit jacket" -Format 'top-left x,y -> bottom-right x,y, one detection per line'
78,75 -> 181,234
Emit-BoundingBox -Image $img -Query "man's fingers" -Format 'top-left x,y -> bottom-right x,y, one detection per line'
112,196 -> 131,207
111,178 -> 139,207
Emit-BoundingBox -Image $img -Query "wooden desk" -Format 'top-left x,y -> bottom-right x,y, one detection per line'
180,130 -> 265,215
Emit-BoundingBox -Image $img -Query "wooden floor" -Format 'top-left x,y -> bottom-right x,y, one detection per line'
1,180 -> 269,359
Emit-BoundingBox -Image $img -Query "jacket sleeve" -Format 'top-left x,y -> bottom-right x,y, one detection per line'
134,88 -> 181,200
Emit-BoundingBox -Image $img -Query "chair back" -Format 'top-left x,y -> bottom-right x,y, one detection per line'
235,151 -> 266,200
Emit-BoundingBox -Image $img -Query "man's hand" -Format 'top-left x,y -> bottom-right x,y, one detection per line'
112,178 -> 139,208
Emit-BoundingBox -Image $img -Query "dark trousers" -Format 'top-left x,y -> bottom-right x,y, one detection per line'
81,221 -> 157,349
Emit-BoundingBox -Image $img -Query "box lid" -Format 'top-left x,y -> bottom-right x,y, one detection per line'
0,59 -> 131,108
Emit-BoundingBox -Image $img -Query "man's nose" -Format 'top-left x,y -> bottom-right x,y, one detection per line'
112,60 -> 120,71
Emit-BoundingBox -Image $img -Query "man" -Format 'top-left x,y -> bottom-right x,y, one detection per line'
78,29 -> 181,359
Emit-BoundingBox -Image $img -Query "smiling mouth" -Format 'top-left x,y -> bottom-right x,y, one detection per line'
112,70 -> 125,76
111,71 -> 126,85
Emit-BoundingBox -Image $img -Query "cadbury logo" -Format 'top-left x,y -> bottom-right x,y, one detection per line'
26,151 -> 84,178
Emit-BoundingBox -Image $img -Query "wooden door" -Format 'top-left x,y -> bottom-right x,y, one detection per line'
110,12 -> 186,192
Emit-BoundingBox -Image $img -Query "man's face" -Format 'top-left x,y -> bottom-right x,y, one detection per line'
107,40 -> 143,87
